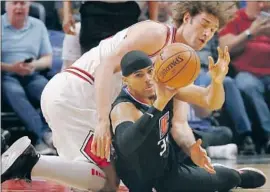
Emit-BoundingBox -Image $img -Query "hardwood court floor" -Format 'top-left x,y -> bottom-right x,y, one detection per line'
2,155 -> 270,192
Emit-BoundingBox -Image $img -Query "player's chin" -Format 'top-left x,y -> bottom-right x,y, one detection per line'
195,41 -> 206,50
145,87 -> 155,94
144,90 -> 155,98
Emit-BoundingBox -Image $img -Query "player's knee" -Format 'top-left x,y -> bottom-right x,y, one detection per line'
226,169 -> 241,189
86,166 -> 107,191
215,166 -> 241,190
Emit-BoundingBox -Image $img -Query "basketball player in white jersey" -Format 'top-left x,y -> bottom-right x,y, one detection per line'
2,2 -> 231,192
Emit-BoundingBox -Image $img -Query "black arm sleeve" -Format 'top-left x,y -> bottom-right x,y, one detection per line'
114,106 -> 162,158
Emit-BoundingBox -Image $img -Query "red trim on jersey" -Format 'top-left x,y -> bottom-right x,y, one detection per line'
148,25 -> 171,58
65,69 -> 93,85
68,66 -> 95,82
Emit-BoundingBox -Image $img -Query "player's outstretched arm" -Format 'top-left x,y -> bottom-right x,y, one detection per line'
171,99 -> 196,154
110,78 -> 178,158
174,46 -> 230,111
92,21 -> 168,159
171,99 -> 215,174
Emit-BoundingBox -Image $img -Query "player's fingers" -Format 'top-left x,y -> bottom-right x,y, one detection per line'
217,46 -> 223,60
204,163 -> 216,174
208,56 -> 215,70
195,139 -> 202,147
225,50 -> 231,64
223,46 -> 228,60
200,148 -> 207,156
206,161 -> 215,173
105,137 -> 111,161
91,137 -> 97,154
203,156 -> 215,173
100,138 -> 105,159
96,137 -> 101,157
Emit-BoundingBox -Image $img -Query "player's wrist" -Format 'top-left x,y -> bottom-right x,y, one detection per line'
211,77 -> 224,85
98,117 -> 110,125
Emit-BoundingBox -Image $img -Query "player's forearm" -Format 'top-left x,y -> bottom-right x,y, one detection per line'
33,55 -> 52,70
114,107 -> 163,158
95,62 -> 116,124
205,80 -> 225,110
171,122 -> 196,156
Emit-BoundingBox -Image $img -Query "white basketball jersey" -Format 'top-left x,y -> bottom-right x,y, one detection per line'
71,20 -> 176,100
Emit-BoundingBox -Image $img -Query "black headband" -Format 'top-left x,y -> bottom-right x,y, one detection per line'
121,50 -> 153,77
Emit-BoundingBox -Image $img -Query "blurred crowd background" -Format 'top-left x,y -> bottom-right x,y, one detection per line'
1,1 -> 270,161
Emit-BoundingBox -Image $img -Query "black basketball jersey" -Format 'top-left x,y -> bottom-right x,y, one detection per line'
110,87 -> 174,184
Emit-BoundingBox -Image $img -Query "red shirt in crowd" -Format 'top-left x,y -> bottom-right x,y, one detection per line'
219,8 -> 270,76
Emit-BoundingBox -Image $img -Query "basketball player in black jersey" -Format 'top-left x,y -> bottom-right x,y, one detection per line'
110,50 -> 267,192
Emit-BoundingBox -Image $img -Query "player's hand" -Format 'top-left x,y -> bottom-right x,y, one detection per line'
63,13 -> 76,35
91,120 -> 111,160
190,139 -> 216,174
152,71 -> 179,110
208,46 -> 230,84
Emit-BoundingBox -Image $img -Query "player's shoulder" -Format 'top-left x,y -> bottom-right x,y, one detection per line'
112,102 -> 137,114
111,102 -> 140,122
129,20 -> 168,39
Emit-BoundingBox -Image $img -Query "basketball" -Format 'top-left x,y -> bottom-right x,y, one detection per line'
154,43 -> 201,89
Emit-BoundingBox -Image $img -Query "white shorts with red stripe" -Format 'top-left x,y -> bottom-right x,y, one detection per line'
41,66 -> 121,167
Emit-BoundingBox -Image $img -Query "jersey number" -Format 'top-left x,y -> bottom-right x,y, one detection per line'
158,112 -> 170,157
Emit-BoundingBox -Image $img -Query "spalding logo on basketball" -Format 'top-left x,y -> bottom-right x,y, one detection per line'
154,43 -> 201,89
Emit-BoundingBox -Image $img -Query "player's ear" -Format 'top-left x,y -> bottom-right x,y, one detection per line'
183,12 -> 191,24
122,76 -> 128,86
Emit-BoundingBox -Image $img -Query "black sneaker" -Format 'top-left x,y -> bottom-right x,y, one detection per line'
212,164 -> 267,189
239,136 -> 256,155
1,136 -> 40,183
238,167 -> 267,188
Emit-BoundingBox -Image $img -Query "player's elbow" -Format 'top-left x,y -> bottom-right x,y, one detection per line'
97,55 -> 120,75
207,100 -> 224,111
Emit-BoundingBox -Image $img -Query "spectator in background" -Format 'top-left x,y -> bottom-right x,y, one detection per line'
219,1 -> 270,153
62,1 -> 159,53
195,2 -> 257,154
35,1 -> 62,31
61,22 -> 81,71
1,1 -> 55,155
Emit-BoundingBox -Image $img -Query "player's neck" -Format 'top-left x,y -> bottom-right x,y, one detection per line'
127,88 -> 153,105
174,26 -> 188,45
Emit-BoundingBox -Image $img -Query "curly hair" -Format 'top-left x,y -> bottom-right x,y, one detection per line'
171,1 -> 236,28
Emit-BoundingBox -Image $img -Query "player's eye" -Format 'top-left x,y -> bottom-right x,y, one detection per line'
135,73 -> 143,78
148,68 -> 153,74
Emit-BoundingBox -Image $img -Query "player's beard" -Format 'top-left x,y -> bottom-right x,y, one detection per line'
148,94 -> 157,105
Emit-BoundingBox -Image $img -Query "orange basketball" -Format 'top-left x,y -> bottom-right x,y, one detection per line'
154,43 -> 201,89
